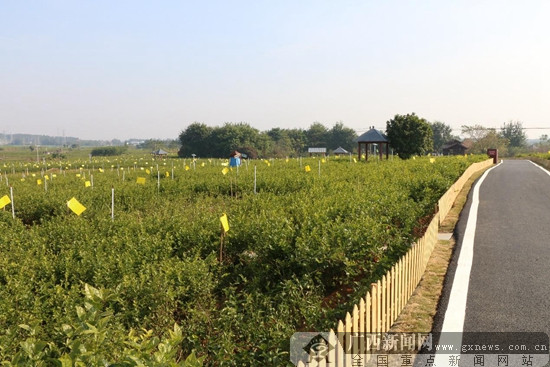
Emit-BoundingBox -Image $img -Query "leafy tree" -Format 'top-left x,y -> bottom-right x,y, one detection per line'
461,124 -> 511,155
328,121 -> 357,151
386,113 -> 433,159
210,123 -> 269,158
286,129 -> 307,156
470,129 -> 508,155
461,124 -> 489,143
500,121 -> 526,148
178,123 -> 213,157
91,146 -> 128,156
266,128 -> 293,157
306,122 -> 329,147
430,121 -> 456,153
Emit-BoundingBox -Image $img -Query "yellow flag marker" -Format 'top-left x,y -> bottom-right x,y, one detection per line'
146,169 -> 151,174
67,197 -> 86,216
185,165 -> 190,171
85,181 -> 91,187
165,171 -> 170,177
201,162 -> 205,167
20,178 -> 25,182
286,158 -> 289,163
321,159 -> 326,163
353,158 -> 357,163
37,179 -> 42,185
45,175 -> 49,180
430,158 -> 435,163
0,195 -> 11,209
305,165 -> 311,172
52,174 -> 57,178
222,167 -> 229,175
76,173 -> 81,178
99,168 -> 104,173
32,173 -> 36,177
220,213 -> 229,233
136,177 -> 146,185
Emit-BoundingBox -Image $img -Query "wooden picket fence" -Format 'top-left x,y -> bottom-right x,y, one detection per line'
297,159 -> 493,367
437,159 -> 494,224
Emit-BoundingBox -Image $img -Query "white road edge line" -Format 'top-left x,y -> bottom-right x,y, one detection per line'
528,160 -> 550,177
433,161 -> 502,364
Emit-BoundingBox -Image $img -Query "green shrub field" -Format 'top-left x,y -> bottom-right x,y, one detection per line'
0,155 -> 484,366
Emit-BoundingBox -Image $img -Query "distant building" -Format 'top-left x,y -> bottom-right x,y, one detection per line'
308,147 -> 327,157
126,139 -> 146,146
152,149 -> 169,156
442,140 -> 468,155
332,147 -> 350,155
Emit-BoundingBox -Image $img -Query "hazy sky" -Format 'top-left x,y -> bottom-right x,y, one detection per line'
1,1 -> 549,141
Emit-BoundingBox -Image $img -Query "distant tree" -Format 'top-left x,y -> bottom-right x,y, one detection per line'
91,146 -> 128,156
430,121 -> 456,153
500,121 -> 526,148
286,129 -> 307,156
328,121 -> 357,151
386,113 -> 433,159
461,124 -> 510,155
306,122 -> 329,147
461,124 -> 489,144
471,129 -> 509,155
210,123 -> 269,158
266,128 -> 293,157
178,123 -> 213,157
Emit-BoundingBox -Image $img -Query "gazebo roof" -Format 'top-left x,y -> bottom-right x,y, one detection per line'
355,128 -> 388,143
152,149 -> 169,155
333,146 -> 349,154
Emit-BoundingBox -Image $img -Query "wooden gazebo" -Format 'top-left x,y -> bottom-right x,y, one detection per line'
356,127 -> 389,161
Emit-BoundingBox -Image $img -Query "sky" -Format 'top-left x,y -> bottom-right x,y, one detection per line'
1,0 -> 549,141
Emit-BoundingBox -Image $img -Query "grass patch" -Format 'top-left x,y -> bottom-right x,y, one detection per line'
389,166 -> 490,334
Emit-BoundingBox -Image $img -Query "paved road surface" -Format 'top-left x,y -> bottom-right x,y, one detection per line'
431,160 -> 550,364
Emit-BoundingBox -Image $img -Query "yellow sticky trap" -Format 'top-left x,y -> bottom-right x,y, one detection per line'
165,172 -> 170,177
222,167 -> 229,175
146,169 -> 151,175
321,159 -> 326,163
37,179 -> 42,185
430,158 -> 435,163
0,195 -> 11,209
85,181 -> 91,187
99,168 -> 104,173
76,174 -> 81,178
44,175 -> 49,180
220,213 -> 229,233
305,165 -> 311,172
67,197 -> 86,216
185,165 -> 190,171
136,177 -> 146,185
201,163 -> 205,167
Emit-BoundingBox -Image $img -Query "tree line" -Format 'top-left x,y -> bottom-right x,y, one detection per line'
178,122 -> 357,158
177,116 -> 531,159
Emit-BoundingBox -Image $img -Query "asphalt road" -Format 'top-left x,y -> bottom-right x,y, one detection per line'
463,160 -> 550,334
430,160 -> 550,362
